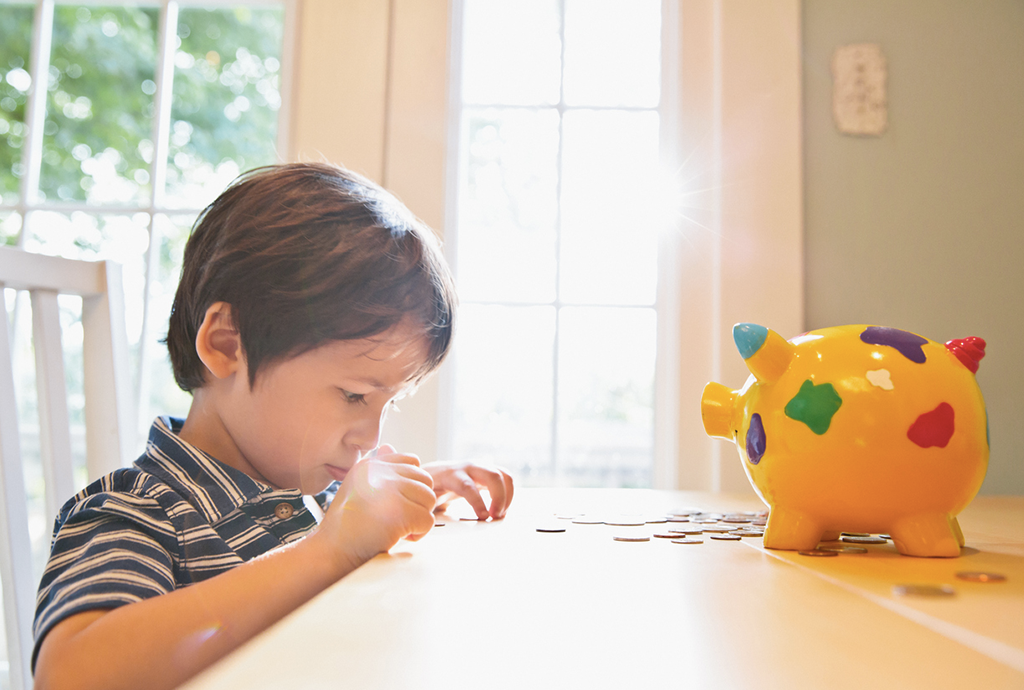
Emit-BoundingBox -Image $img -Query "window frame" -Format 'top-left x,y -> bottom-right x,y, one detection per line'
440,0 -> 682,488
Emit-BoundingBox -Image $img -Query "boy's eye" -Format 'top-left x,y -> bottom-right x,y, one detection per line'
339,389 -> 366,405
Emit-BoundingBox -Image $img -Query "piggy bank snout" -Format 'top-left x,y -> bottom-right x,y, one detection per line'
701,382 -> 737,439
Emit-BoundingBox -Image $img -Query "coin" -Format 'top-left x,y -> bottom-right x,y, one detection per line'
613,535 -> 650,542
536,526 -> 567,533
459,517 -> 484,521
798,550 -> 839,557
841,536 -> 888,544
731,531 -> 763,538
605,518 -> 646,527
819,545 -> 868,554
571,517 -> 604,524
671,538 -> 703,544
710,534 -> 742,541
653,533 -> 682,539
892,584 -> 955,597
701,526 -> 735,533
645,517 -> 669,524
669,527 -> 703,535
666,517 -> 691,523
434,522 -> 446,527
955,571 -> 1007,583
842,532 -> 871,537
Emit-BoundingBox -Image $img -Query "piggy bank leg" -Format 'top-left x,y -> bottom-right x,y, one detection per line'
889,513 -> 963,558
820,530 -> 842,542
762,507 -> 824,551
951,516 -> 965,547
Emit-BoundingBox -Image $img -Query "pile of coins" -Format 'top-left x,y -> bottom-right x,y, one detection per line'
537,508 -> 769,545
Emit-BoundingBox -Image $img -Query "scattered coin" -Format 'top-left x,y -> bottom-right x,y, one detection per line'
653,533 -> 681,539
613,535 -> 651,542
798,549 -> 839,557
751,520 -> 768,527
671,538 -> 703,544
842,536 -> 888,544
666,517 -> 691,523
710,534 -> 742,541
819,545 -> 868,554
892,584 -> 955,597
571,517 -> 604,524
701,526 -> 735,533
434,522 -> 446,527
536,526 -> 567,533
955,571 -> 1007,583
459,517 -> 484,521
645,517 -> 669,524
669,527 -> 703,535
731,531 -> 764,538
722,517 -> 752,524
842,532 -> 871,537
554,513 -> 581,520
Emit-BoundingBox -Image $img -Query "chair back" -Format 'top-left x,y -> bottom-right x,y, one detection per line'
0,246 -> 133,690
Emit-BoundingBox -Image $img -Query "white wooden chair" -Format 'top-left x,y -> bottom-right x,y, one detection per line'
0,246 -> 133,690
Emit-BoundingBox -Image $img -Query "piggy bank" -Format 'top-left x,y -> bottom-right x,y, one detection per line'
701,324 -> 988,557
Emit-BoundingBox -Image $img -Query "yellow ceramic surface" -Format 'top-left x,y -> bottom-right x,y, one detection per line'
701,324 -> 989,557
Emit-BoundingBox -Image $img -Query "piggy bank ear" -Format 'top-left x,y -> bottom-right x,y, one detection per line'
734,323 -> 794,383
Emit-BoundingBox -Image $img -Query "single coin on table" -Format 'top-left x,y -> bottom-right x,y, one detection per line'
842,536 -> 888,544
819,545 -> 868,554
653,533 -> 682,539
892,584 -> 956,597
613,535 -> 651,542
536,526 -> 567,533
710,534 -> 742,541
671,538 -> 703,544
571,517 -> 604,524
955,571 -> 1007,583
798,549 -> 839,557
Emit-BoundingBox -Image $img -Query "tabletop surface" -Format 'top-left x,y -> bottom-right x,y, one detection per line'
182,489 -> 1024,690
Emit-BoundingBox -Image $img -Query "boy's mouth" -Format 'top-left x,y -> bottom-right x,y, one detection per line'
325,464 -> 348,482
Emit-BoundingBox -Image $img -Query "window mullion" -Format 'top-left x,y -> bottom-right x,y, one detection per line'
136,0 -> 179,432
550,0 -> 567,480
19,0 -> 55,233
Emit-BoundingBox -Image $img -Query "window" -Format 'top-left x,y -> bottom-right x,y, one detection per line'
0,3 -> 290,673
448,0 -> 671,487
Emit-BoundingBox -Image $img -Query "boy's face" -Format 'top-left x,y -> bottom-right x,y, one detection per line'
217,322 -> 429,494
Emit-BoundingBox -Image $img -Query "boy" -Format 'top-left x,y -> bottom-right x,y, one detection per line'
31,163 -> 513,690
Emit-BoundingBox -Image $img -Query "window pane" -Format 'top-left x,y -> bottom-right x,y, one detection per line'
1,210 -> 22,246
0,3 -> 34,204
563,0 -> 661,108
560,110 -> 660,305
557,307 -> 655,487
42,5 -> 159,205
166,7 -> 284,209
458,108 -> 559,303
451,305 -> 554,482
461,0 -> 561,106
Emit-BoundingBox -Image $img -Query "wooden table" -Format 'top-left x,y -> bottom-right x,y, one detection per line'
183,489 -> 1024,690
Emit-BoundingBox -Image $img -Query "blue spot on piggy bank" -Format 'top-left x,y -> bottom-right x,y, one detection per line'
700,324 -> 989,557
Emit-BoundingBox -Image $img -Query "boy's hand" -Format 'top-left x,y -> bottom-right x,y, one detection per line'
319,444 -> 436,573
425,461 -> 514,520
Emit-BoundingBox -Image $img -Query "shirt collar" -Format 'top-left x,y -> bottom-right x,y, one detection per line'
135,416 -> 303,524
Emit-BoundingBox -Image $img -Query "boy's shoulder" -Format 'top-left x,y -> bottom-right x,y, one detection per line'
55,465 -> 180,532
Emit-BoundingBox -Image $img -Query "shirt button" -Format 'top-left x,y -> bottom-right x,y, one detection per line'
274,503 -> 294,519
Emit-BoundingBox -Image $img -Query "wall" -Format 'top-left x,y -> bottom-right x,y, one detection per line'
803,0 -> 1024,494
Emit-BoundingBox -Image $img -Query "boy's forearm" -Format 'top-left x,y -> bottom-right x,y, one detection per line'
34,529 -> 354,690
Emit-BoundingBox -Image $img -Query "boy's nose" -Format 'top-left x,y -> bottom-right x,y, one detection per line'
347,405 -> 388,454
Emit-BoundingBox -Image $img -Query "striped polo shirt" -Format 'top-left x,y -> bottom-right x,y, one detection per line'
32,416 -> 336,665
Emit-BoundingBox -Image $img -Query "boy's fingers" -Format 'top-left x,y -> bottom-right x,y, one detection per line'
447,470 -> 490,519
465,465 -> 512,519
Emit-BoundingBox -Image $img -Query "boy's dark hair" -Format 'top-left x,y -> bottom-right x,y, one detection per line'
166,162 -> 457,392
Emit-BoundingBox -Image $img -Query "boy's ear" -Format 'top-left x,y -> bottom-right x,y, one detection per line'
195,302 -> 244,380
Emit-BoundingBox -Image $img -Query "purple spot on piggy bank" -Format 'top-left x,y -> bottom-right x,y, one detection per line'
746,413 -> 766,464
860,326 -> 928,363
